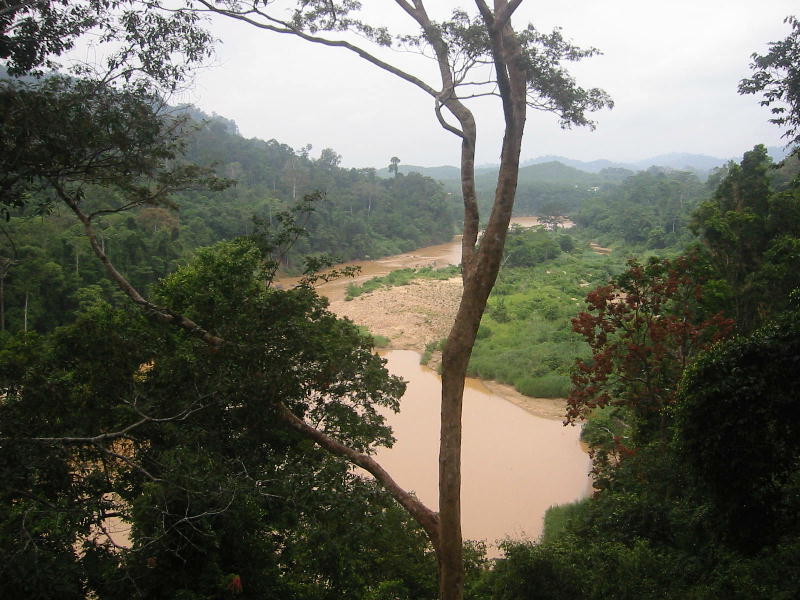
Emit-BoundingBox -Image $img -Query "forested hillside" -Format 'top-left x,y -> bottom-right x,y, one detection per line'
2,2 -> 800,600
180,109 -> 459,259
0,105 -> 457,334
468,140 -> 800,597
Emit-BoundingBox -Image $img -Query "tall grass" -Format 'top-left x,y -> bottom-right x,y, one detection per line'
356,325 -> 391,348
468,252 -> 624,398
541,498 -> 592,544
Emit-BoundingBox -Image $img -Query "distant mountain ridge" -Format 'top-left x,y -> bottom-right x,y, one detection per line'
522,153 -> 730,174
377,146 -> 789,181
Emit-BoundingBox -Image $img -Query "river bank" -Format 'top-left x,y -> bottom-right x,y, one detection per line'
313,220 -> 591,548
328,270 -> 570,422
374,350 -> 589,551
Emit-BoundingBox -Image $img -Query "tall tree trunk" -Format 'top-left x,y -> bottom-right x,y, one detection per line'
67,3 -> 605,599
436,6 -> 527,596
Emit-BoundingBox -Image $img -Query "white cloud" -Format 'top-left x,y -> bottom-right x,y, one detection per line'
187,1 -> 798,167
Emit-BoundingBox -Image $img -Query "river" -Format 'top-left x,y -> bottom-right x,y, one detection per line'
376,351 -> 590,552
284,216 -> 557,302
97,219 -> 589,553
303,216 -> 591,553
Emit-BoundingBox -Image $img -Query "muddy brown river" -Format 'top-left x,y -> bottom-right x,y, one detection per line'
284,216 -> 556,302
376,351 -> 590,554
100,218 -> 588,552
296,216 -> 591,552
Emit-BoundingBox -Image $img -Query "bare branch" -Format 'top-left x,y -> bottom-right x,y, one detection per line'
275,402 -> 441,548
56,183 -> 225,348
88,201 -> 147,220
194,0 -> 439,98
456,91 -> 501,100
101,446 -> 161,482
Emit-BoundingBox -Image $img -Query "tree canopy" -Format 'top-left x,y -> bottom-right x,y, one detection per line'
0,0 -> 212,87
2,3 -> 614,600
177,5 -> 611,599
0,238 -> 443,599
739,15 -> 800,156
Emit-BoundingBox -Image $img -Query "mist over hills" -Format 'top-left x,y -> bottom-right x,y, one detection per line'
376,146 -> 789,182
523,153 -> 727,174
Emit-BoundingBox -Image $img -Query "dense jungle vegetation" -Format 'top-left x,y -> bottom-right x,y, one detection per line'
4,101 -> 800,599
349,145 -> 800,600
469,144 -> 800,598
0,101 -> 459,334
2,2 -> 800,599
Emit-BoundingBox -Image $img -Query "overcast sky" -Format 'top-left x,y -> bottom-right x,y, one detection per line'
182,1 -> 798,169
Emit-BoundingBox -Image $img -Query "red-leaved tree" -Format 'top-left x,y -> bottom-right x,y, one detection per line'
567,256 -> 733,449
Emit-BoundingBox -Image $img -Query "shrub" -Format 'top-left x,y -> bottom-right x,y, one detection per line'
517,374 -> 570,398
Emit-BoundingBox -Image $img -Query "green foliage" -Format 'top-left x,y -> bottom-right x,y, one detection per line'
356,325 -> 390,348
0,1 -> 212,86
575,168 -> 705,250
541,498 -> 591,545
420,338 -> 446,367
579,406 -> 628,452
516,374 -> 570,398
0,97 -> 459,334
739,15 -> 800,156
691,145 -> 800,332
175,114 -> 460,270
0,239 -> 441,599
468,252 -> 622,398
676,305 -> 800,551
471,534 -> 800,600
345,266 -> 460,300
485,271 -> 800,600
502,225 -> 562,268
0,76 -> 225,215
463,29 -> 800,594
445,161 -> 626,220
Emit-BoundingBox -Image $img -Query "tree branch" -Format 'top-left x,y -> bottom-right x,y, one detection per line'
494,0 -> 524,29
435,99 -> 465,138
49,180 -> 443,547
0,1 -> 38,19
276,402 -> 441,548
194,0 -> 439,98
56,183 -> 225,348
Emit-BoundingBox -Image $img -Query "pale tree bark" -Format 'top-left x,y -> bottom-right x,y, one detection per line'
184,1 -> 606,598
49,1 -> 608,598
201,3 -> 526,594
434,4 -> 528,595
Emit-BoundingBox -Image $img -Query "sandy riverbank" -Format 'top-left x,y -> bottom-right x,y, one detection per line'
329,278 -> 462,351
328,276 -> 571,422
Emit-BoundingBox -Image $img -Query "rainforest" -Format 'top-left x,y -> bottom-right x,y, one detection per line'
2,2 -> 800,600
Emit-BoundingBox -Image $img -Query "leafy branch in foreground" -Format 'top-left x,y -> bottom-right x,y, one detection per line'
0,242 -> 436,597
739,15 -> 800,156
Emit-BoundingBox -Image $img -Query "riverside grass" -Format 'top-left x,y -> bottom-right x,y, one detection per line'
346,266 -> 460,300
347,248 -> 625,398
468,250 -> 623,397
